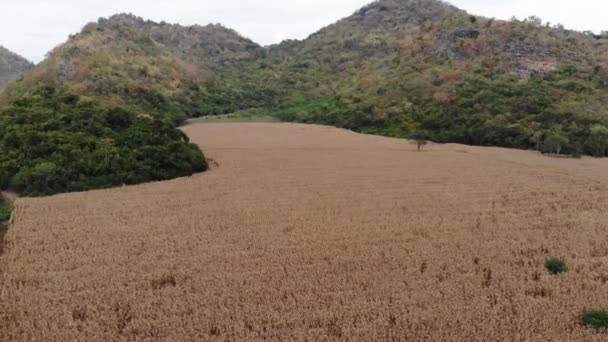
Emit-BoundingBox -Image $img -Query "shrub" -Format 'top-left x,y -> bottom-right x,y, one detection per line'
583,310 -> 608,330
0,197 -> 10,225
545,257 -> 567,274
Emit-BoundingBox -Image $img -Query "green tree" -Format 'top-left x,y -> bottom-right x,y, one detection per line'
530,131 -> 544,151
13,162 -> 59,195
586,124 -> 608,157
543,126 -> 569,154
98,138 -> 118,168
412,130 -> 428,152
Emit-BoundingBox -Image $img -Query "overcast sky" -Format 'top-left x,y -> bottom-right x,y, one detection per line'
1,0 -> 606,63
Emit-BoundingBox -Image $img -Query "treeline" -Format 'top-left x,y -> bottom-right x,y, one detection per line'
268,64 -> 608,157
435,67 -> 608,156
173,78 -> 281,120
0,86 -> 207,196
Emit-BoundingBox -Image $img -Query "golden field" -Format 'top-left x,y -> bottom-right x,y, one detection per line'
2,123 -> 608,341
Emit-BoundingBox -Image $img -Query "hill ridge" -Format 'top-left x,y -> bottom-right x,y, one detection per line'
0,46 -> 34,91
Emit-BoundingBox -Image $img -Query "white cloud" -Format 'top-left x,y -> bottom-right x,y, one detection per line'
450,0 -> 606,33
0,0 -> 605,63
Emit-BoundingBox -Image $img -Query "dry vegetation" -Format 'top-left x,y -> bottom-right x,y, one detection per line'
2,123 -> 608,341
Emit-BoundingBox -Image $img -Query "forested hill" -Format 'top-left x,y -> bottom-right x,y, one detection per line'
0,46 -> 33,91
3,0 -> 608,164
0,13 -> 269,124
256,0 -> 608,157
0,15 -> 216,196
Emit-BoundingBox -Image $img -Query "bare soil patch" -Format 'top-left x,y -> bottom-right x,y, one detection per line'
2,123 -> 608,341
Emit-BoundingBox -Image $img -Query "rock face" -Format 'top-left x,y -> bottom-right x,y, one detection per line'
0,46 -> 33,91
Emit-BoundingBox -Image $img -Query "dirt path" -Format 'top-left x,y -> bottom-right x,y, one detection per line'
2,123 -> 608,341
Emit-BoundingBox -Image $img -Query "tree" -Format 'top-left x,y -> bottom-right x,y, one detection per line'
530,131 -> 544,151
412,130 -> 428,152
586,124 -> 608,156
13,162 -> 59,195
525,15 -> 543,26
543,126 -> 569,155
98,138 -> 118,168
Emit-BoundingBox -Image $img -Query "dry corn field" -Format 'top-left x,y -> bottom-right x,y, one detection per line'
2,123 -> 608,341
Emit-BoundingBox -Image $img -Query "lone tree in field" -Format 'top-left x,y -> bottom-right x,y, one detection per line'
412,130 -> 428,152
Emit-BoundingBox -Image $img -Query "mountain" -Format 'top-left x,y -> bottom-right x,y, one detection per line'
0,13 -> 268,123
100,14 -> 262,70
255,0 -> 608,156
0,16 -> 213,196
3,0 -> 608,161
0,46 -> 33,91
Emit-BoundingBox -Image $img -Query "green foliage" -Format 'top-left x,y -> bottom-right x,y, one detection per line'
412,130 -> 429,141
0,86 -> 207,196
560,64 -> 578,76
220,1 -> 608,158
269,70 -> 608,157
583,310 -> 608,330
13,162 -> 59,195
412,130 -> 429,151
5,3 -> 608,160
542,126 -> 570,154
0,197 -> 10,225
189,110 -> 279,123
586,125 -> 608,156
545,257 -> 567,275
176,80 -> 279,118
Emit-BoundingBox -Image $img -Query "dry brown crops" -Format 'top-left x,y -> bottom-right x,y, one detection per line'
2,123 -> 608,341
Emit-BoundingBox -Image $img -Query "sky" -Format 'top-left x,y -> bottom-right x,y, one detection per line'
0,0 -> 606,63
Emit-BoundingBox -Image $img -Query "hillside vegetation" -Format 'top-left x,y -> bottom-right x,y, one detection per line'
251,0 -> 608,156
0,86 -> 207,196
7,0 -> 608,157
0,13 -> 271,124
0,46 -> 33,92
